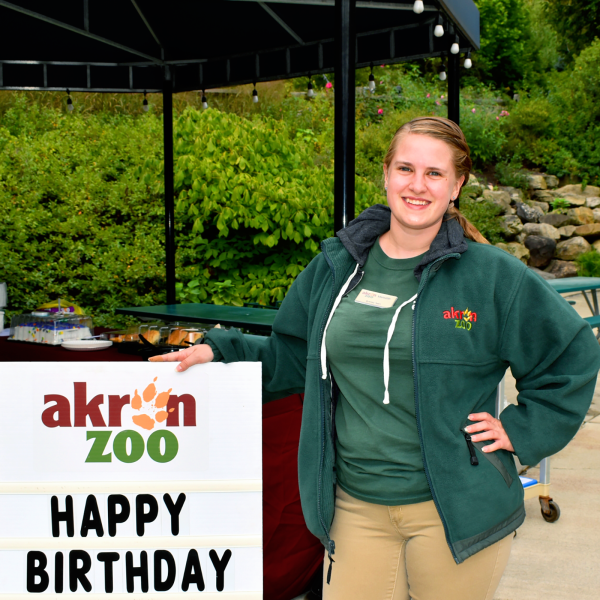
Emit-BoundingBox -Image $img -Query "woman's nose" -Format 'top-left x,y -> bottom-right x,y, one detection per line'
409,171 -> 427,194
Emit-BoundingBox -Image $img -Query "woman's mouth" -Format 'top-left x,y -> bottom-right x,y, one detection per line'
403,197 -> 431,209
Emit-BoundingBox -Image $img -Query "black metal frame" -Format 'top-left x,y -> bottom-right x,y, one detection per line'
0,0 -> 479,304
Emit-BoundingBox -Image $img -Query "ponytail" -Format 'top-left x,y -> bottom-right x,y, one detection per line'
445,206 -> 490,244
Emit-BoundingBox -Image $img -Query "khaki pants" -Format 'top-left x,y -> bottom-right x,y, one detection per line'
323,487 -> 512,600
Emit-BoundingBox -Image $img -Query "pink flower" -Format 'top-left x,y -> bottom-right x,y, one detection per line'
380,64 -> 385,68
441,95 -> 444,99
435,101 -> 441,106
325,82 -> 332,89
496,116 -> 500,120
426,93 -> 431,98
378,108 -> 384,115
471,108 -> 476,113
380,80 -> 384,84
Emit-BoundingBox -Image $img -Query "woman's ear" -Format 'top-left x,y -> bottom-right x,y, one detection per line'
453,174 -> 465,199
383,164 -> 388,189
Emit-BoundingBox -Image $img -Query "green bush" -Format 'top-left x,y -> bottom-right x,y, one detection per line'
459,198 -> 505,244
576,250 -> 600,277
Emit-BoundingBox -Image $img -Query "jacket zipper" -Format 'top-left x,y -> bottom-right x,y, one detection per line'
412,254 -> 461,563
463,432 -> 479,466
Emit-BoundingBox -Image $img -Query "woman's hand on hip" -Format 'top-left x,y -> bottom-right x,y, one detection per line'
148,344 -> 214,372
466,412 -> 514,453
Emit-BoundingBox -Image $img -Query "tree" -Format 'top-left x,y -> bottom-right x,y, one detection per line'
542,0 -> 600,57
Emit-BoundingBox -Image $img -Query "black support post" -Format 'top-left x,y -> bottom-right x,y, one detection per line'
447,51 -> 460,126
163,67 -> 176,305
334,0 -> 356,232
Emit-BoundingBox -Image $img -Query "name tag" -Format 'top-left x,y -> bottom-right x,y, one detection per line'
354,289 -> 397,309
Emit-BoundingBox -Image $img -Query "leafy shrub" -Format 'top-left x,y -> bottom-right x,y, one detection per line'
459,198 -> 505,244
495,160 -> 529,189
460,105 -> 507,168
576,250 -> 600,277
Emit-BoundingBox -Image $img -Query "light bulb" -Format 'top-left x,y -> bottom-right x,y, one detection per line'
142,93 -> 149,112
252,88 -> 259,103
464,57 -> 472,69
67,97 -> 74,112
307,82 -> 315,98
439,70 -> 447,81
451,43 -> 459,54
201,93 -> 208,109
413,1 -> 424,14
368,72 -> 376,92
434,24 -> 444,37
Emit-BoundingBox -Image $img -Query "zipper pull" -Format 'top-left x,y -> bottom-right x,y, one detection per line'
463,432 -> 479,466
326,540 -> 336,584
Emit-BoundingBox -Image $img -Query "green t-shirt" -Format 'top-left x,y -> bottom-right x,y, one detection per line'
326,238 -> 432,506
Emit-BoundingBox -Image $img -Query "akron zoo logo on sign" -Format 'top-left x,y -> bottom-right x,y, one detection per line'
41,376 -> 196,464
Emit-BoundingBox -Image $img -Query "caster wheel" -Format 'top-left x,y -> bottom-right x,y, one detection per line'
541,499 -> 560,523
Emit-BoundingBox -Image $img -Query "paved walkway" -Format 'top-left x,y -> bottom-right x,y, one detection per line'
495,291 -> 600,599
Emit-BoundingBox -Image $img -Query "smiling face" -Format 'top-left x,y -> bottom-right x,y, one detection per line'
383,132 -> 464,235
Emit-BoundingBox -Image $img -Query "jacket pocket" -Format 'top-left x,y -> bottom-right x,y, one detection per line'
461,425 -> 514,488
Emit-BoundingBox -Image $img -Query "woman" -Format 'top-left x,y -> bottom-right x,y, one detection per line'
151,117 -> 600,600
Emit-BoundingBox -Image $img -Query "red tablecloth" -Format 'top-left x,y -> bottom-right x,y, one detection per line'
0,336 -> 323,600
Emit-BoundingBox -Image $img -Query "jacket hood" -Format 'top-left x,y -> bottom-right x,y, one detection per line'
335,204 -> 468,280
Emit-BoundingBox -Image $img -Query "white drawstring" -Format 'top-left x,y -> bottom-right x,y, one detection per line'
383,293 -> 418,404
321,263 -> 360,379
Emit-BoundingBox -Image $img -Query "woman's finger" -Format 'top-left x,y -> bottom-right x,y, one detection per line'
468,412 -> 493,422
176,345 -> 214,372
481,440 -> 504,453
149,348 -> 193,363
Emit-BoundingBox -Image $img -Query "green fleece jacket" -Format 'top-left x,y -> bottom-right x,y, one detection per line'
205,205 -> 600,565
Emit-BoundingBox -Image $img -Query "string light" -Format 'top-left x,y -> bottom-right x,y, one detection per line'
464,50 -> 472,69
66,89 -> 74,112
201,90 -> 208,109
142,91 -> 149,112
451,34 -> 460,54
368,65 -> 376,92
438,58 -> 447,81
307,78 -> 315,98
434,15 -> 444,37
252,83 -> 259,103
413,1 -> 424,14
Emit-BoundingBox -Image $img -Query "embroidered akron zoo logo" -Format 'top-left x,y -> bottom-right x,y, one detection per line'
443,307 -> 477,331
41,376 -> 197,464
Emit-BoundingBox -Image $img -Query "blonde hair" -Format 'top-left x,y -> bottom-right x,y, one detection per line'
383,116 -> 489,244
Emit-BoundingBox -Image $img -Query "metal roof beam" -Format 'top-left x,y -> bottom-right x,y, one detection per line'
0,0 -> 163,64
130,0 -> 165,57
258,1 -> 305,45
228,0 -> 436,10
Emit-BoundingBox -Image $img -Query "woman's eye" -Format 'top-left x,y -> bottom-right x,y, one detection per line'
399,166 -> 411,172
429,171 -> 441,177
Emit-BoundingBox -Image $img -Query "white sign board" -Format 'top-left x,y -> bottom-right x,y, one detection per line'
0,362 -> 263,598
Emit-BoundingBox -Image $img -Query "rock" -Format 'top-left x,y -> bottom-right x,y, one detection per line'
555,236 -> 591,260
594,209 -> 600,223
555,184 -> 600,197
593,240 -> 600,252
516,202 -> 543,223
527,174 -> 547,190
494,242 -> 530,264
515,232 -> 527,244
467,173 -> 481,186
522,222 -> 560,240
529,266 -> 556,280
529,200 -> 549,213
482,190 -> 511,212
525,236 -> 557,268
545,260 -> 578,278
460,184 -> 483,200
564,195 -> 587,207
500,186 -> 525,204
586,197 -> 600,209
533,190 -> 554,202
543,174 -> 559,189
499,215 -> 523,238
539,213 -> 570,228
558,225 -> 577,239
574,223 -> 600,239
566,207 -> 595,226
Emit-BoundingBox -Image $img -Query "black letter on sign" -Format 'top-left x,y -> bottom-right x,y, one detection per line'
154,550 -> 176,592
69,550 -> 92,592
51,495 -> 74,537
163,493 -> 186,536
136,494 -> 158,536
55,552 -> 64,593
107,494 -> 130,537
97,552 -> 120,593
209,549 -> 232,592
126,551 -> 149,593
181,549 -> 205,592
26,551 -> 49,593
80,495 -> 104,537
